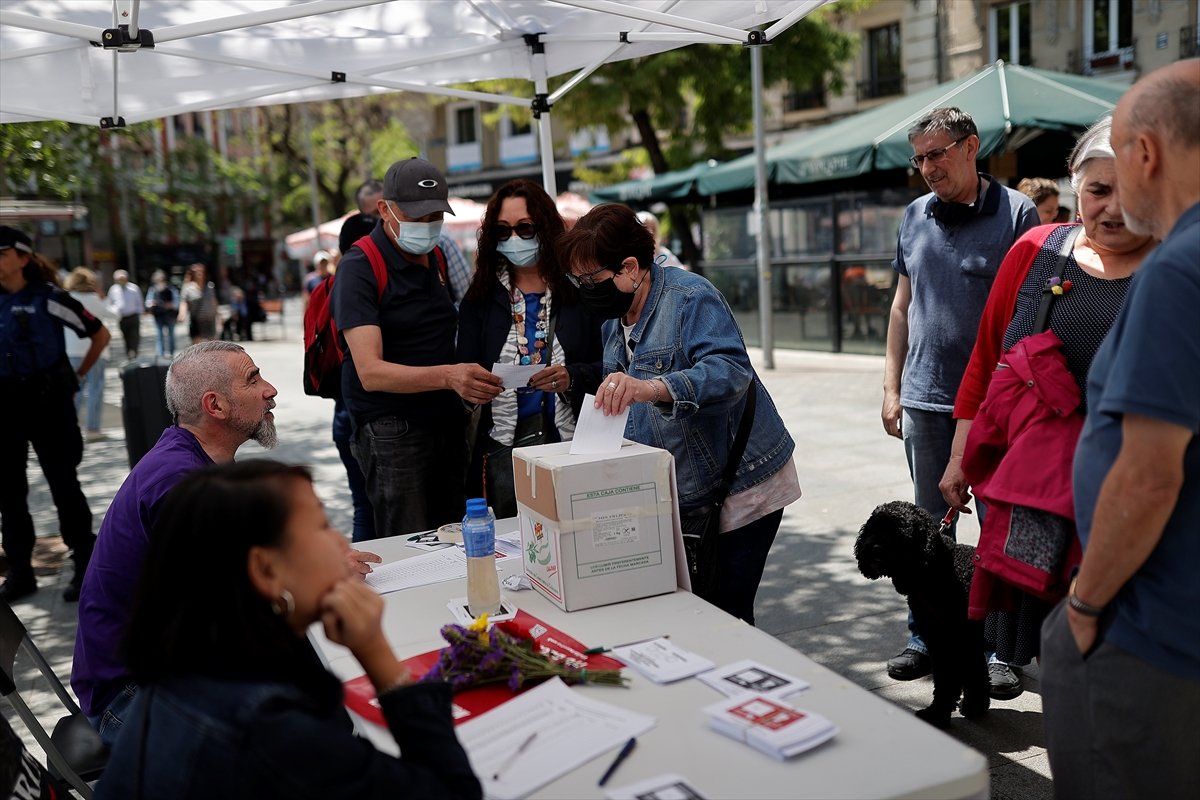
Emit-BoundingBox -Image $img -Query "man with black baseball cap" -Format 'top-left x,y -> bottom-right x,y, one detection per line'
0,226 -> 111,601
332,158 -> 502,537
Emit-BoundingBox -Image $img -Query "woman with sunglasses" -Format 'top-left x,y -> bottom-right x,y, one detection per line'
557,204 -> 801,625
457,179 -> 603,517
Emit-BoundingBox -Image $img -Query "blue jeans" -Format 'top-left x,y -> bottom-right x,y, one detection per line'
87,681 -> 138,748
712,508 -> 783,626
69,355 -> 106,433
154,316 -> 176,356
351,414 -> 468,537
333,401 -> 375,543
901,407 -> 956,654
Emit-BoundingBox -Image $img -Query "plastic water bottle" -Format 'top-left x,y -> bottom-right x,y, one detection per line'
463,498 -> 501,617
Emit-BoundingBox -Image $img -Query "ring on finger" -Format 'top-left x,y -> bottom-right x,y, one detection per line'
607,381 -> 617,390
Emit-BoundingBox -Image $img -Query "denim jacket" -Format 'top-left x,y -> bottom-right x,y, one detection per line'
96,672 -> 481,800
605,261 -> 795,512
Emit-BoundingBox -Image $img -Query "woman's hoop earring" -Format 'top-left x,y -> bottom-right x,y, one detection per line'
272,589 -> 295,617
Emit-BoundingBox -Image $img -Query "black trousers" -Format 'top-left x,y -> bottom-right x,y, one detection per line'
0,392 -> 95,576
118,313 -> 140,357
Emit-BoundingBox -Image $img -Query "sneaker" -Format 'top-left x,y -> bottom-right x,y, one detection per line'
0,575 -> 38,603
62,575 -> 84,603
988,662 -> 1023,700
887,647 -> 932,680
85,430 -> 106,443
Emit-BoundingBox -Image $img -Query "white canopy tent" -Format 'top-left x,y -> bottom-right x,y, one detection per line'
1,0 -> 827,193
2,0 -> 832,364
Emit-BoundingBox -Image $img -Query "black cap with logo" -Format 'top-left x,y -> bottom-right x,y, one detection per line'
0,226 -> 34,254
382,158 -> 455,219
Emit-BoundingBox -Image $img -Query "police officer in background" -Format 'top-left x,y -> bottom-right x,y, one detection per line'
0,226 -> 110,601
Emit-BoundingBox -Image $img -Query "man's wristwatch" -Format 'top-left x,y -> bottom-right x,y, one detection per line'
1067,576 -> 1104,618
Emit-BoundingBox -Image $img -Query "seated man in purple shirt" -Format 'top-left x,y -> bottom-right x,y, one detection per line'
72,341 -> 281,745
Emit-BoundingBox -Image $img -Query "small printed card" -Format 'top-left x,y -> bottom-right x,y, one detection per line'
697,659 -> 810,700
404,531 -> 455,551
704,694 -> 836,761
605,773 -> 707,800
610,638 -> 715,684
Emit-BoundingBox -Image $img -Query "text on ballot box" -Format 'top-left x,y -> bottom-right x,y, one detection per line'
513,441 -> 687,611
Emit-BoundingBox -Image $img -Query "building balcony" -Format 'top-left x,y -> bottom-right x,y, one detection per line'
1068,43 -> 1137,77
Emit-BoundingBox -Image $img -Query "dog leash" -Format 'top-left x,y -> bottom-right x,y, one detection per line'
938,509 -> 958,536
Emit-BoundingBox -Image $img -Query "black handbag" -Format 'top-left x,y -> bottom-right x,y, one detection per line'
680,380 -> 757,602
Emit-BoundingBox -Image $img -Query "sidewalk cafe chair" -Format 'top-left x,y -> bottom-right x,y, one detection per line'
0,600 -> 108,798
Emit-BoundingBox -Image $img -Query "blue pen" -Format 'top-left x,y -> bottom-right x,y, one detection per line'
597,736 -> 637,787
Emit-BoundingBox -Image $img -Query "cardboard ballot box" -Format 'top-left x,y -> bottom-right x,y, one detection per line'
513,441 -> 688,612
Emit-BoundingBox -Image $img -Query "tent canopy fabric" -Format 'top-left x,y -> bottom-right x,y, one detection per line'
0,0 -> 828,126
696,62 -> 1126,196
589,159 -> 717,204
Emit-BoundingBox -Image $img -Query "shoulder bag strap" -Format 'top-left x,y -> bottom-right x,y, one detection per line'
1033,225 -> 1083,334
714,380 -> 758,508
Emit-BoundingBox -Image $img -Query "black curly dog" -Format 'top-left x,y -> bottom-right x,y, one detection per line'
854,500 -> 989,728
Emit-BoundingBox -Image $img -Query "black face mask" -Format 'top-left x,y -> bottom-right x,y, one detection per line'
578,278 -> 635,320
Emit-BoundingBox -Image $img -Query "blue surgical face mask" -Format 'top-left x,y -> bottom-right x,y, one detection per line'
497,235 -> 540,268
385,205 -> 442,255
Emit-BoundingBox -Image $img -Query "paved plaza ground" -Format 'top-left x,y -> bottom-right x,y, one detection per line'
7,302 -> 1052,798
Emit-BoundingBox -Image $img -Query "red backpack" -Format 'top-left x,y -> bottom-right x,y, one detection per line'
302,236 -> 446,399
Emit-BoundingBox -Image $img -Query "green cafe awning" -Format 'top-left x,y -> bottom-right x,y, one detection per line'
696,61 -> 1126,196
589,159 -> 719,204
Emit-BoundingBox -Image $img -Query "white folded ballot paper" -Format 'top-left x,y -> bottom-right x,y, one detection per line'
703,694 -> 837,761
610,638 -> 715,684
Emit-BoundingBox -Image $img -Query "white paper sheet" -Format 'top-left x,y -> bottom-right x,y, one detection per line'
605,773 -> 707,800
491,362 -> 546,390
364,548 -> 498,595
696,659 -> 810,700
610,638 -> 715,684
570,393 -> 630,455
457,677 -> 656,800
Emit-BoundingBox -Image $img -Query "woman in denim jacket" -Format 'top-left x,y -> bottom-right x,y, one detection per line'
98,461 -> 481,800
558,204 -> 801,624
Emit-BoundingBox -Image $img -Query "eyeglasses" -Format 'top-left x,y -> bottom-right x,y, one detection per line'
566,265 -> 615,289
493,222 -> 538,241
909,135 -> 969,169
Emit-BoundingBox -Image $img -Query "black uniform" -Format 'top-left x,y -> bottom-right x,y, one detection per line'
0,277 -> 102,591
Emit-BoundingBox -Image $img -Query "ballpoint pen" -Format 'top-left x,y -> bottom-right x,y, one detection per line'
583,634 -> 668,655
597,736 -> 637,787
492,731 -> 538,781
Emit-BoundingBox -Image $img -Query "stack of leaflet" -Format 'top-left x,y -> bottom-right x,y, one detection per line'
703,694 -> 837,761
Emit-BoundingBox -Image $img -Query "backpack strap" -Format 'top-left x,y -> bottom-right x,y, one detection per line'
353,235 -> 390,300
431,245 -> 448,288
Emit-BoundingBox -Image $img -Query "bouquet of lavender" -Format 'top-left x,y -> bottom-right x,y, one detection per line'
421,615 -> 627,692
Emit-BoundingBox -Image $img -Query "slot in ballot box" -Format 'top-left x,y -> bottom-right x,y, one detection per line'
513,441 -> 689,611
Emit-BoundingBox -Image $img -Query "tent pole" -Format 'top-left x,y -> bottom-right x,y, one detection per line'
302,104 -> 322,264
751,44 -> 774,370
530,38 -> 557,197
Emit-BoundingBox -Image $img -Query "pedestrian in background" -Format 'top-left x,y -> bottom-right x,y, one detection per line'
180,263 -> 218,344
106,269 -> 143,359
1017,177 -> 1061,225
144,269 -> 178,356
64,267 -> 114,441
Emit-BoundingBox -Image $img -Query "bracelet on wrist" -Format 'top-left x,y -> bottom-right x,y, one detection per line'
1067,576 -> 1104,618
649,379 -> 663,404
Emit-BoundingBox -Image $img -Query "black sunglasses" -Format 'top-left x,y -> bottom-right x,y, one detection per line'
566,265 -> 618,289
493,222 -> 538,241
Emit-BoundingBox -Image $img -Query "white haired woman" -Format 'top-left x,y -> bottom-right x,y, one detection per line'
938,116 -> 1156,699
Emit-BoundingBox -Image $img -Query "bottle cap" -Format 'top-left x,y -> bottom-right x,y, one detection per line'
466,498 -> 488,518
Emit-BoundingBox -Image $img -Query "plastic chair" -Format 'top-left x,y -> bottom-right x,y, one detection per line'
0,600 -> 108,798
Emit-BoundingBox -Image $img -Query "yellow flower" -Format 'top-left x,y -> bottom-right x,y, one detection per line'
468,613 -> 490,646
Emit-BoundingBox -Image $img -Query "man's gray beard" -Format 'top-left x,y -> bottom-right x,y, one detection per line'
252,417 -> 278,449
1122,206 -> 1154,238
